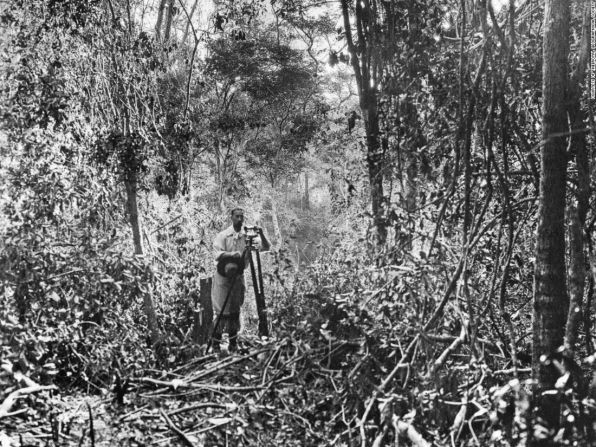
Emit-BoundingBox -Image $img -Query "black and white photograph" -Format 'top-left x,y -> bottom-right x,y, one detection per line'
1,0 -> 595,445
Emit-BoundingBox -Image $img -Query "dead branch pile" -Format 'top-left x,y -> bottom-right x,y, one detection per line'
118,335 -> 431,446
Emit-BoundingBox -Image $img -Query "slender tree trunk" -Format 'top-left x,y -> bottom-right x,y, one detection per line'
155,0 -> 167,40
125,175 -> 143,255
532,0 -> 570,429
125,172 -> 161,346
214,141 -> 226,213
269,196 -> 282,249
363,92 -> 386,245
303,171 -> 310,210
163,0 -> 175,41
182,0 -> 198,45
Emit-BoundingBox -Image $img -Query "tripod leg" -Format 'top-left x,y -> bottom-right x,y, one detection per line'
250,249 -> 269,337
255,250 -> 263,294
248,249 -> 259,297
206,274 -> 238,353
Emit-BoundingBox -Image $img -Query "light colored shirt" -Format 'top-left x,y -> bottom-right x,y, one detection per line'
213,225 -> 248,262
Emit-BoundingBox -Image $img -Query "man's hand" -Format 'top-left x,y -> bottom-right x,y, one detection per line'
232,251 -> 243,258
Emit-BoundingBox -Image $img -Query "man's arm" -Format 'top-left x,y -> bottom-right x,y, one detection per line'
257,227 -> 271,252
214,232 -> 226,261
214,232 -> 242,261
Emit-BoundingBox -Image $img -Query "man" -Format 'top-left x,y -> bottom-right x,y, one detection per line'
211,207 -> 270,351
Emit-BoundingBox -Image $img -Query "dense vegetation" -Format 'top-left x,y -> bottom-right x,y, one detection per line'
1,0 -> 595,446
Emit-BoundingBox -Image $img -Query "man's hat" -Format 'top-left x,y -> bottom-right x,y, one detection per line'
217,253 -> 245,278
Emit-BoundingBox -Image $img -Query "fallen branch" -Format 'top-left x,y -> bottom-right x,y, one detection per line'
159,408 -> 197,447
493,367 -> 532,375
167,402 -> 229,416
189,347 -> 271,382
117,404 -> 150,423
138,377 -> 266,392
1,363 -> 39,388
0,385 -> 57,419
422,333 -> 496,349
171,353 -> 218,374
192,418 -> 232,436
422,258 -> 465,331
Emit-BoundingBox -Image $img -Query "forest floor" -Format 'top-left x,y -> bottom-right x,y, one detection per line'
1,334 -> 359,447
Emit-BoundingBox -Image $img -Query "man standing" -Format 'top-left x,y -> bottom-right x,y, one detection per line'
211,208 -> 270,351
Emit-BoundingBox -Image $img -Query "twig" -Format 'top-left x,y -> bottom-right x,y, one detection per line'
256,373 -> 296,403
1,408 -> 27,418
151,215 -> 183,234
493,367 -> 532,375
191,418 -> 232,435
358,337 -> 419,445
429,323 -> 467,377
261,345 -> 283,386
159,409 -> 197,447
170,353 -> 218,374
167,402 -> 228,416
86,402 -> 95,447
117,404 -> 150,423
393,416 -> 432,447
15,269 -> 85,285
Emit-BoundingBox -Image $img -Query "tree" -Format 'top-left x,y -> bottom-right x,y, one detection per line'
564,2 -> 590,357
339,0 -> 386,244
89,1 -> 167,345
532,0 -> 570,425
202,25 -> 319,209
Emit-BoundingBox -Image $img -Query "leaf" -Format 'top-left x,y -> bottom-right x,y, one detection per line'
208,417 -> 232,425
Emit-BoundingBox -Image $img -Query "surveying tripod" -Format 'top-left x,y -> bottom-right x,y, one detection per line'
244,227 -> 269,338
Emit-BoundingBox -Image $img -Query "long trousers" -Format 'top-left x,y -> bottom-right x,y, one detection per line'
212,312 -> 240,350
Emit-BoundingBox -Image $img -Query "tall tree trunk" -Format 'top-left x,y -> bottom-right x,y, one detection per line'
532,0 -> 570,428
564,2 -> 590,357
566,205 -> 585,355
340,0 -> 386,245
